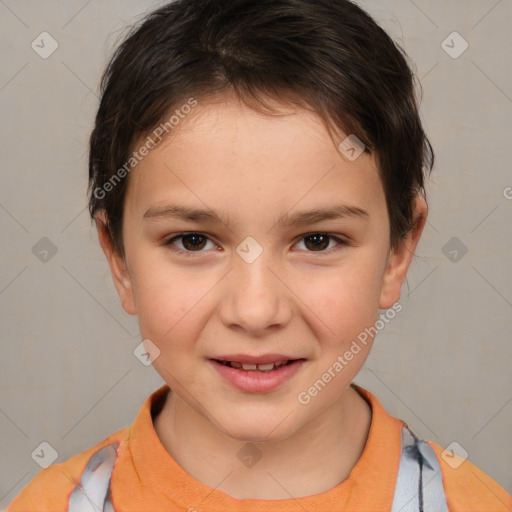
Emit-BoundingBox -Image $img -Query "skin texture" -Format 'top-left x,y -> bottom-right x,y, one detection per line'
96,92 -> 427,499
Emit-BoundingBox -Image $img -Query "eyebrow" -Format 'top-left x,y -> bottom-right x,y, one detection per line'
142,203 -> 369,228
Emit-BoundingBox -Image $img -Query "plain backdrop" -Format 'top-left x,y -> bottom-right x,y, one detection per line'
1,0 -> 511,507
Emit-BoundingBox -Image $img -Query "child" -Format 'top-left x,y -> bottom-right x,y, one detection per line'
8,0 -> 511,510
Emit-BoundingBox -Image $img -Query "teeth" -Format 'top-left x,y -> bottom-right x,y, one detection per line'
218,360 -> 290,371
256,363 -> 275,371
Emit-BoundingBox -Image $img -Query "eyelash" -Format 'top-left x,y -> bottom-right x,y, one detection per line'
162,232 -> 348,256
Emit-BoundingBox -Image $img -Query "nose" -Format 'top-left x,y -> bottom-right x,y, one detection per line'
217,249 -> 293,336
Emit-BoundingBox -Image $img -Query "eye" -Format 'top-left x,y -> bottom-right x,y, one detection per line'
294,233 -> 346,253
163,232 -> 217,255
163,232 -> 347,256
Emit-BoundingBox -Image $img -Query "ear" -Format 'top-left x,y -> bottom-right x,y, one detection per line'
95,210 -> 137,316
379,194 -> 428,309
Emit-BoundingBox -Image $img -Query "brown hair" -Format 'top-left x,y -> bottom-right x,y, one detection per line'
88,0 -> 434,259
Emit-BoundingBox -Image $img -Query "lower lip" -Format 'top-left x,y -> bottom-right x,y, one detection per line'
209,359 -> 305,393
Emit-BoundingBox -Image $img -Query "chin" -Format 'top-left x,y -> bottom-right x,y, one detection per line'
215,412 -> 300,444
225,427 -> 288,444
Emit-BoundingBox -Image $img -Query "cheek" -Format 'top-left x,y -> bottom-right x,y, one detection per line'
132,263 -> 213,382
129,250 -> 214,342
294,253 -> 386,342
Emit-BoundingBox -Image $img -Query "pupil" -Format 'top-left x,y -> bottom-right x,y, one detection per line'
181,234 -> 330,251
183,234 -> 206,251
305,234 -> 329,251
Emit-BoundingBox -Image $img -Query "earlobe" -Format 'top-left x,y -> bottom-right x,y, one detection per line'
378,195 -> 428,309
95,211 -> 137,316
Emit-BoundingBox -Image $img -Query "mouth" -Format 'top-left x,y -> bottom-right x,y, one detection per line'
209,356 -> 306,393
213,359 -> 297,372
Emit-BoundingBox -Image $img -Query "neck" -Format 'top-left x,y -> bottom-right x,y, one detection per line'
154,385 -> 372,500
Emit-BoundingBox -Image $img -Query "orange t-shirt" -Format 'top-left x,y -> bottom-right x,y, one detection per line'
7,383 -> 512,512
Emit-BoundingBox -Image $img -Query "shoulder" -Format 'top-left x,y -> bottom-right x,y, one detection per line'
356,385 -> 511,511
426,439 -> 512,512
6,427 -> 129,512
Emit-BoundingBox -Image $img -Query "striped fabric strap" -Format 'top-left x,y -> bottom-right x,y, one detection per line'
66,427 -> 449,511
391,427 -> 449,512
67,441 -> 119,512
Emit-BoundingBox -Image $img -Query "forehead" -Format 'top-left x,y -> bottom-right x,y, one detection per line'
123,94 -> 385,223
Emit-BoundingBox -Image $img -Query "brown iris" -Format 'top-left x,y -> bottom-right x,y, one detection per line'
181,234 -> 208,251
303,234 -> 330,251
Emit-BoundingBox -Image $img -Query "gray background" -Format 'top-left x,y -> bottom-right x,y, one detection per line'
1,0 -> 511,507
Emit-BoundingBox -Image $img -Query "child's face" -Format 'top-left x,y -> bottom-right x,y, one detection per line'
98,93 -> 425,442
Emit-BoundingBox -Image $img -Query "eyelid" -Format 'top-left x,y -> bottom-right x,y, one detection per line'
163,232 -> 219,256
292,233 -> 348,253
163,231 -> 349,255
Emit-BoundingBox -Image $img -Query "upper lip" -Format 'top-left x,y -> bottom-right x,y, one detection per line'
211,354 -> 303,365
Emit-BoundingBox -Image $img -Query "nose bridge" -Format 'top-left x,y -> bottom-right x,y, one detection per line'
234,243 -> 275,296
219,239 -> 292,334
